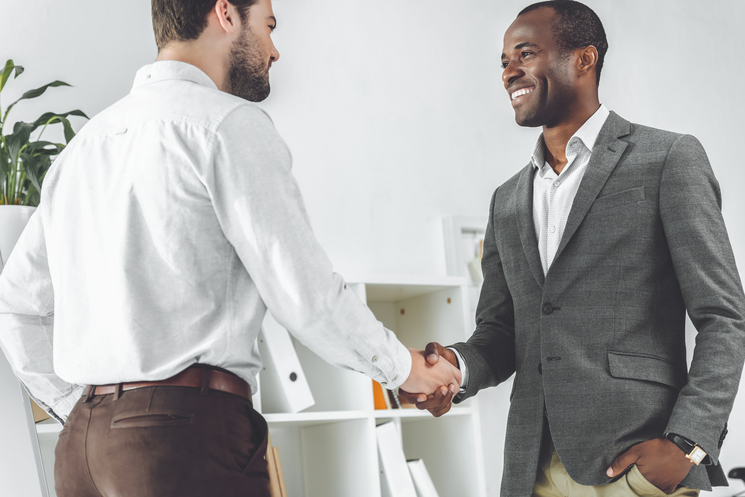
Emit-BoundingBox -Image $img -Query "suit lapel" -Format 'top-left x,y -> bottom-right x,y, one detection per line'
551,112 -> 631,266
515,162 -> 545,289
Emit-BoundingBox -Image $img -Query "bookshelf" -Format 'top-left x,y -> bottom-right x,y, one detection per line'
259,275 -> 487,497
28,275 -> 487,497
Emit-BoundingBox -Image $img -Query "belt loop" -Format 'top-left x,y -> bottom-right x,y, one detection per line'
83,385 -> 95,403
201,368 -> 212,395
113,383 -> 122,401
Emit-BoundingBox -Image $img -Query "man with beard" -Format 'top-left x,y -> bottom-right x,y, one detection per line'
0,0 -> 461,496
402,1 -> 745,496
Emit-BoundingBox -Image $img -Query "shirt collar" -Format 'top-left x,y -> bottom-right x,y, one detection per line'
132,61 -> 218,92
530,103 -> 611,170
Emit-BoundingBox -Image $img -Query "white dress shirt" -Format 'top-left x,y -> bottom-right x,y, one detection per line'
454,105 -> 610,392
0,61 -> 411,422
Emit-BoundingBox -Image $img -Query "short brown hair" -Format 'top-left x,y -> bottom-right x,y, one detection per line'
152,0 -> 260,51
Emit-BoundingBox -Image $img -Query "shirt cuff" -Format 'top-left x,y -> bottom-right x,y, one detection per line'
447,347 -> 468,394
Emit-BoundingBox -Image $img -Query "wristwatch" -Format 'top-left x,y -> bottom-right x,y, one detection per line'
664,433 -> 709,465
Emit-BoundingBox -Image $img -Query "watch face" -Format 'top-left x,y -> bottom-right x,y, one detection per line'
688,447 -> 707,465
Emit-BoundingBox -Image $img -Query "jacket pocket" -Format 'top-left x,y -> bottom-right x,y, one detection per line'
607,351 -> 686,391
589,186 -> 645,213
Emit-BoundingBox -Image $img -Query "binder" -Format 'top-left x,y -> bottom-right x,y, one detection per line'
376,422 -> 417,497
407,459 -> 440,497
257,312 -> 315,413
373,380 -> 388,410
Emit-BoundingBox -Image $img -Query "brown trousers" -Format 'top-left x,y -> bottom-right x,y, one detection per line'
55,383 -> 270,497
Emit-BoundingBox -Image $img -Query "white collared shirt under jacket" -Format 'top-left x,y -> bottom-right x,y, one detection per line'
455,104 -> 610,390
0,61 -> 412,422
532,104 -> 610,275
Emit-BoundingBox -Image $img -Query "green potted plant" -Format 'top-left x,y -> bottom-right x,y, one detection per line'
0,59 -> 87,268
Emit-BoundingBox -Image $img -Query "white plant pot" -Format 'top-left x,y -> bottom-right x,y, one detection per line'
0,205 -> 36,270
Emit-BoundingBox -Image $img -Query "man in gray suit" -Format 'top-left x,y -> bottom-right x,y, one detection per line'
402,1 -> 745,495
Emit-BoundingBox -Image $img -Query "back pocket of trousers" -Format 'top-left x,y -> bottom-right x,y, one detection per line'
111,411 -> 194,429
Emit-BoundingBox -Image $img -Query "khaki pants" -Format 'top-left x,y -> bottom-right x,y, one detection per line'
532,441 -> 700,497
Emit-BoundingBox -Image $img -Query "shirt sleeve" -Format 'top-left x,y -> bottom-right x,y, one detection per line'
447,346 -> 468,394
0,210 -> 83,423
204,104 -> 412,389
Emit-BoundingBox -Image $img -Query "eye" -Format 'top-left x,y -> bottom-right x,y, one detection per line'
521,51 -> 535,59
501,60 -> 509,69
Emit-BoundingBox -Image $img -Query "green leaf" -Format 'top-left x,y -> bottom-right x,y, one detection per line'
0,59 -> 15,92
31,109 -> 88,133
5,80 -> 72,117
20,153 -> 43,191
27,141 -> 65,156
0,146 -> 9,177
7,122 -> 34,162
58,116 -> 75,144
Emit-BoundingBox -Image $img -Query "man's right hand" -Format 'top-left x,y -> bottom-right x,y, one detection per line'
399,342 -> 459,417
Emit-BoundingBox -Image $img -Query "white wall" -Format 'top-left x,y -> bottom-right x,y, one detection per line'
2,1 -> 744,495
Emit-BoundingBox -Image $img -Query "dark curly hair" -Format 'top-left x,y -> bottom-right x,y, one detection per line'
518,0 -> 608,85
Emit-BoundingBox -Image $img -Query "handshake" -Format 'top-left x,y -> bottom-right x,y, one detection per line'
398,342 -> 461,417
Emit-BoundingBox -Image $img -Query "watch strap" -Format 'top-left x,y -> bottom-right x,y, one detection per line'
665,433 -> 710,465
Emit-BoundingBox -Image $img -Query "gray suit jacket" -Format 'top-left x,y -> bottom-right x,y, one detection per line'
452,112 -> 745,496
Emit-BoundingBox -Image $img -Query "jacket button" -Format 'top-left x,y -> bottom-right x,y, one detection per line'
542,303 -> 554,315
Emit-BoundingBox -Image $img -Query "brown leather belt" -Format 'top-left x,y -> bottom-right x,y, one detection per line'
82,366 -> 251,402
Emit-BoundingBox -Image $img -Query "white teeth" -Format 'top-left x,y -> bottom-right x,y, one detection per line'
511,88 -> 534,100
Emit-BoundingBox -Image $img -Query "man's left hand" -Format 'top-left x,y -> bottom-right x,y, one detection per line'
606,438 -> 694,494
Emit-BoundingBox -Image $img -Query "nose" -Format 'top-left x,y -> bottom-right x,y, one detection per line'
270,43 -> 280,63
501,60 -> 523,88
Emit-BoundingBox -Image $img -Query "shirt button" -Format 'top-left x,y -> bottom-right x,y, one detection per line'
372,356 -> 378,362
381,382 -> 387,387
553,181 -> 561,187
542,303 -> 554,315
549,226 -> 556,233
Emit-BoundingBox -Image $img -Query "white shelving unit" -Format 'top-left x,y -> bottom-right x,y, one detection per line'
259,275 -> 487,497
29,275 -> 487,497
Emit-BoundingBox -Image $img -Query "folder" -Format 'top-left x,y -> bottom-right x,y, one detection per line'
257,312 -> 315,413
376,422 -> 417,497
373,380 -> 388,410
407,459 -> 440,497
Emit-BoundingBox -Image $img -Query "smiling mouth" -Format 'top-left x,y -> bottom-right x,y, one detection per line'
510,87 -> 535,101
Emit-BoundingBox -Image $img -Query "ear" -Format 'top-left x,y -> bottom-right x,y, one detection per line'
213,0 -> 241,35
576,45 -> 599,79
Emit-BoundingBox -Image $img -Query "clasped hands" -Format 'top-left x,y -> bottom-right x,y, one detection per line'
398,342 -> 458,417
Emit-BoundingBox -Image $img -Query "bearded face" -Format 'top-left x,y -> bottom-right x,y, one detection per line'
226,23 -> 271,102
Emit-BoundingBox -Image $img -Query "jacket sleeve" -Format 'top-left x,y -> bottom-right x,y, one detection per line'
451,188 -> 517,402
660,134 -> 745,466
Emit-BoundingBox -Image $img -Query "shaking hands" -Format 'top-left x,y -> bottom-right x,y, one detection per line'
398,342 -> 459,417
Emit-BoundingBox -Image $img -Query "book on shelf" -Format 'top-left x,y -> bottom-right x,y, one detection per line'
373,380 -> 414,410
373,380 -> 388,410
407,459 -> 439,497
257,312 -> 315,413
376,422 -> 418,497
267,435 -> 287,497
